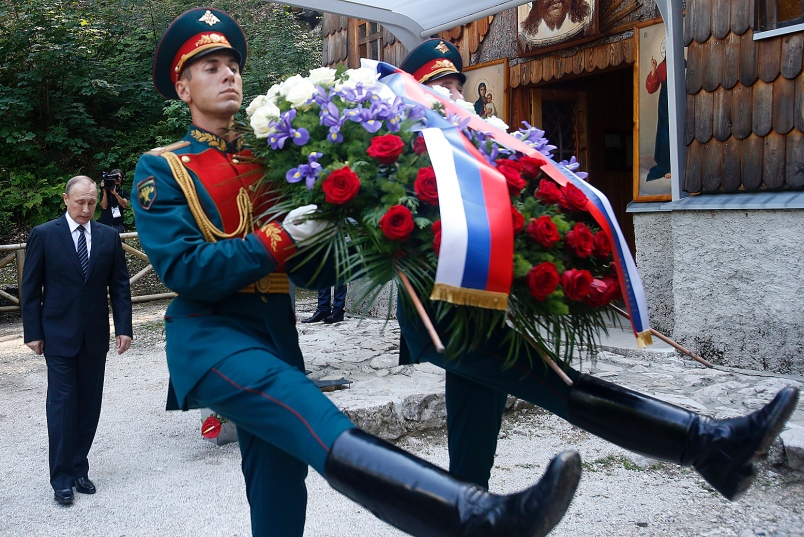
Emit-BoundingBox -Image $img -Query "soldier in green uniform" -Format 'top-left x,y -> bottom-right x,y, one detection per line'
132,8 -> 583,537
398,38 -> 799,501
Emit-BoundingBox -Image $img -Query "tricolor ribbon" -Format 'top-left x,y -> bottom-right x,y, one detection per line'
370,60 -> 653,344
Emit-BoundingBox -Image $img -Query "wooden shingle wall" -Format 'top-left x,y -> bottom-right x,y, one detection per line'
510,39 -> 634,88
684,0 -> 804,192
321,14 -> 494,71
322,15 -> 349,66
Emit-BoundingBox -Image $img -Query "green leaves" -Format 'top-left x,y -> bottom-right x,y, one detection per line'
0,0 -> 323,239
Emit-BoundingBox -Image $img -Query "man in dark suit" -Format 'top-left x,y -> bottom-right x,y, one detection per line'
22,175 -> 132,506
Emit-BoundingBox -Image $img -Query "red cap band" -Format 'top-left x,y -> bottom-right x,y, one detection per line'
171,31 -> 234,85
412,59 -> 460,84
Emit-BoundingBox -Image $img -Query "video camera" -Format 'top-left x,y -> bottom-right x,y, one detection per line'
101,171 -> 119,191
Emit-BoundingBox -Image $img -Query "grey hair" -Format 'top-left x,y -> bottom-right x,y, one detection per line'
64,175 -> 97,195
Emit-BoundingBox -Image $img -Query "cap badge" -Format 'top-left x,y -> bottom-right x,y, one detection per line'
199,10 -> 221,26
435,41 -> 450,54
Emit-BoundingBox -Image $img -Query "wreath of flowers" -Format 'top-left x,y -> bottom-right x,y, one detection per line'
241,66 -> 621,364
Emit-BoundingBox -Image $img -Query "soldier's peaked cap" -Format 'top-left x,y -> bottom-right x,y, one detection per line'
153,7 -> 247,100
399,38 -> 466,85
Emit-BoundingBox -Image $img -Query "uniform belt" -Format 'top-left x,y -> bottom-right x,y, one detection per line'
239,273 -> 290,294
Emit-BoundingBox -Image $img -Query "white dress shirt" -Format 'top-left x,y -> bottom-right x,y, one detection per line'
65,212 -> 92,258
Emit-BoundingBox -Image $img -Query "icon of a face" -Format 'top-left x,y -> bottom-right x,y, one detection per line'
539,0 -> 571,30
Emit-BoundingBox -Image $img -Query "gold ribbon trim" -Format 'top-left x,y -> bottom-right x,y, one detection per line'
636,329 -> 654,349
430,283 -> 509,311
160,151 -> 253,243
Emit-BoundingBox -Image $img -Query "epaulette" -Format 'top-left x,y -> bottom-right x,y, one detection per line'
147,140 -> 191,156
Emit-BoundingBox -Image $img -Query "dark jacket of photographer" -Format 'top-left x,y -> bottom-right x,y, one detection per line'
99,172 -> 129,233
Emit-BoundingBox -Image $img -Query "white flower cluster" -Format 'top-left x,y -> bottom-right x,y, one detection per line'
484,115 -> 509,132
246,67 -> 382,139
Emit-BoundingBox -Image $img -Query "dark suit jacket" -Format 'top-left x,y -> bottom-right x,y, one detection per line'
22,215 -> 132,357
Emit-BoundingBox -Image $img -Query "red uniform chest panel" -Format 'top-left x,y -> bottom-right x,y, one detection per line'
182,149 -> 265,234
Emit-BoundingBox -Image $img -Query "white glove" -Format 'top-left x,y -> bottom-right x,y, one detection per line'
282,204 -> 334,244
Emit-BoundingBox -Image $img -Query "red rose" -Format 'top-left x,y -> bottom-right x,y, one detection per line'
527,215 -> 561,248
496,159 -> 526,196
511,206 -> 525,234
201,416 -> 222,439
535,179 -> 562,205
560,182 -> 588,212
519,155 -> 546,179
565,222 -> 595,258
367,134 -> 406,164
379,204 -> 415,241
561,269 -> 593,301
601,274 -> 621,304
414,167 -> 439,206
413,134 -> 427,155
593,230 -> 612,258
585,275 -> 621,307
432,219 -> 442,256
321,166 -> 360,204
525,262 -> 560,301
585,279 -> 610,307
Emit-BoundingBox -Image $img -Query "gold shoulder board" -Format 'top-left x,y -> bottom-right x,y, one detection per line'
147,140 -> 191,156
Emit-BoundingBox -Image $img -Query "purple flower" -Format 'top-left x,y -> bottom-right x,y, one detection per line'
311,86 -> 331,106
406,103 -> 428,122
319,101 -> 343,128
468,131 -> 500,165
346,105 -> 383,133
268,109 -> 310,149
327,126 -> 344,143
286,152 -> 323,189
371,97 -> 406,132
338,84 -> 372,104
446,112 -> 471,131
559,156 -> 588,180
514,121 -> 556,157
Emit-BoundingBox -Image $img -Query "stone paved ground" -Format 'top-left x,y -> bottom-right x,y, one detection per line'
0,297 -> 802,536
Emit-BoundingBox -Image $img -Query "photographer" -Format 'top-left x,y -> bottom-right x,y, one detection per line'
98,169 -> 129,234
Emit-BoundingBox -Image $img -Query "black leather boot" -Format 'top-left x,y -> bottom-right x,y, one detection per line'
323,310 -> 344,324
301,310 -> 329,323
567,374 -> 799,500
325,429 -> 581,537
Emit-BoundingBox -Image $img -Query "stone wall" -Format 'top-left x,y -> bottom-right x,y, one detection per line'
634,209 -> 804,374
345,279 -> 399,320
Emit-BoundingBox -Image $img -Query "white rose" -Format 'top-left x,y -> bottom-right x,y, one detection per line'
266,83 -> 281,102
250,105 -> 278,139
484,116 -> 509,132
428,84 -> 452,100
424,93 -> 440,109
279,75 -> 306,97
337,67 -> 380,90
308,67 -> 337,87
245,95 -> 268,118
284,77 -> 317,109
454,99 -> 476,114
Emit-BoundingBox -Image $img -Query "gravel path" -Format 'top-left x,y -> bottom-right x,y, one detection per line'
0,299 -> 802,536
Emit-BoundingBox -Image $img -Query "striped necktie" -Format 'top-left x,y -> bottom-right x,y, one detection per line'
76,225 -> 89,275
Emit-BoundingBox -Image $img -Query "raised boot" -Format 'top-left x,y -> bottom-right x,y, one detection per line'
324,428 -> 581,537
567,374 -> 799,500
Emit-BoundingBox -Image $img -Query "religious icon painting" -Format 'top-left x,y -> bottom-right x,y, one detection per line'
463,59 -> 508,124
517,0 -> 599,56
633,18 -> 675,202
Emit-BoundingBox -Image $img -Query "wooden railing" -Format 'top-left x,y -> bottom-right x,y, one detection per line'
0,232 -> 175,313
